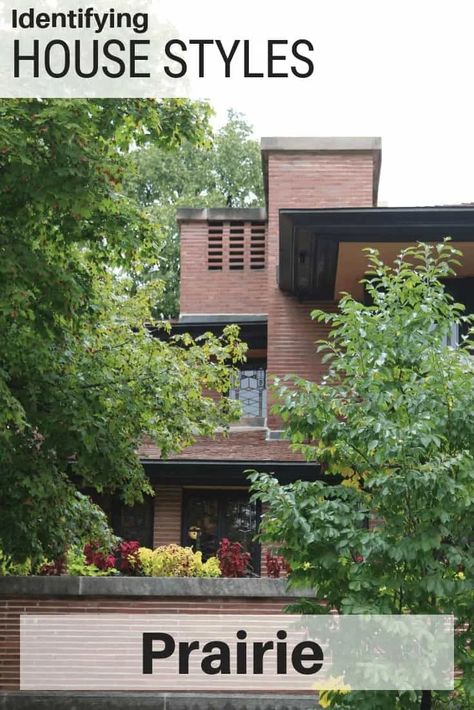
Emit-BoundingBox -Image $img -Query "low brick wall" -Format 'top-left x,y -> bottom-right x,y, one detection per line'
0,577 -> 317,709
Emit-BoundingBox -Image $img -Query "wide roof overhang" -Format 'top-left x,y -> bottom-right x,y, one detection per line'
142,459 -> 323,486
279,206 -> 474,300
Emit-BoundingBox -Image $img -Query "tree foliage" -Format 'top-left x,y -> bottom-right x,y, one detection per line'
0,99 -> 245,563
124,109 -> 264,316
250,242 -> 474,709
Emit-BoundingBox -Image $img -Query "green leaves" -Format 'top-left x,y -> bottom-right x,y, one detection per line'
123,109 -> 264,317
0,99 -> 244,563
250,243 -> 474,708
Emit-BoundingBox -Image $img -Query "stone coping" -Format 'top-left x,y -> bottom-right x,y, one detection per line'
0,691 -> 318,709
176,207 -> 267,222
260,136 -> 381,152
0,576 -> 313,598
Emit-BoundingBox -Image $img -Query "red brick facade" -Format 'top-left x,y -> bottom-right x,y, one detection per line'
175,140 -> 379,438
153,486 -> 183,547
0,590 -> 305,691
264,149 -> 376,426
146,138 -> 381,568
179,219 -> 268,316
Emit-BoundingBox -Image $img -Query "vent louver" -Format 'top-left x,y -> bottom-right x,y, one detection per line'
206,220 -> 266,271
250,222 -> 266,270
207,221 -> 223,270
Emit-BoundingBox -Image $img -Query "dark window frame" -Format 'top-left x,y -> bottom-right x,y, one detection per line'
229,358 -> 267,422
181,489 -> 261,575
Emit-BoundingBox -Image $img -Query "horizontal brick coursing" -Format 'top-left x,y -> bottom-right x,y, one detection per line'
153,486 -> 183,548
265,151 -> 375,426
0,595 -> 303,691
177,151 -> 375,429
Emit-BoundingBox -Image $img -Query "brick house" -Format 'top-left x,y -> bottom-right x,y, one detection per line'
3,138 -> 474,705
105,137 -> 474,573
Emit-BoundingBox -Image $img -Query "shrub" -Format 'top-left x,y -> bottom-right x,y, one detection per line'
38,557 -> 67,576
265,549 -> 291,578
115,540 -> 142,575
66,546 -> 117,576
194,552 -> 221,578
0,550 -> 32,576
217,538 -> 251,577
83,539 -> 142,575
83,540 -> 116,571
138,544 -> 221,577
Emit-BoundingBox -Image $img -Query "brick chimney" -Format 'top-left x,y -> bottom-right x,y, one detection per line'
261,137 -> 381,428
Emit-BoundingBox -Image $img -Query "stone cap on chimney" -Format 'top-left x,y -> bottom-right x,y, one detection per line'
176,207 -> 267,222
260,136 -> 381,152
260,136 -> 382,207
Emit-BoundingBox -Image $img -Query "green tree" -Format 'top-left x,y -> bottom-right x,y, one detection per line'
125,109 -> 264,316
0,99 -> 245,563
250,242 -> 474,709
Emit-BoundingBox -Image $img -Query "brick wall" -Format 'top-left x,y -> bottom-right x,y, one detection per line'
178,148 -> 377,428
265,151 -> 376,427
0,584 -> 307,691
180,220 -> 268,316
153,486 -> 183,548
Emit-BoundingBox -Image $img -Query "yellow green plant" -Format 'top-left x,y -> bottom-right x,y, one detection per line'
0,549 -> 31,576
138,544 -> 221,578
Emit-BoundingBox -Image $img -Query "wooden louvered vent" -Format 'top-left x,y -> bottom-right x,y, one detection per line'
207,221 -> 223,270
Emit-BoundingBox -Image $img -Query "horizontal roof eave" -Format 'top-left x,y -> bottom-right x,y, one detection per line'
177,207 -> 267,222
279,205 -> 474,235
141,459 -> 317,466
281,205 -> 474,215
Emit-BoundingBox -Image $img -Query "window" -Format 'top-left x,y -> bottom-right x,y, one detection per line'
182,491 -> 260,573
229,366 -> 267,422
86,491 -> 154,547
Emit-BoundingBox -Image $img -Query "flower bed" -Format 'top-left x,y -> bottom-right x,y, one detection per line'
1,539 -> 267,579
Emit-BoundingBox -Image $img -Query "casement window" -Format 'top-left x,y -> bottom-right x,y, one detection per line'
182,490 -> 260,574
229,363 -> 267,423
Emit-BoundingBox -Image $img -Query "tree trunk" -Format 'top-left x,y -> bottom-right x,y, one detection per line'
420,690 -> 432,709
